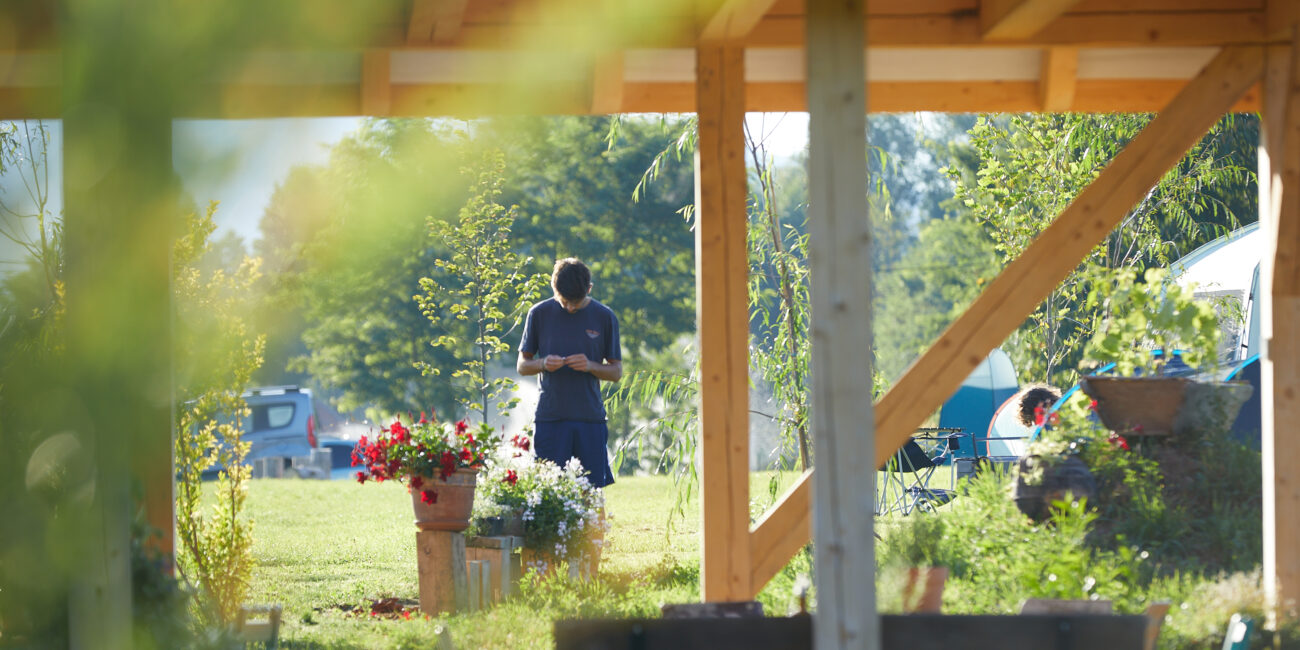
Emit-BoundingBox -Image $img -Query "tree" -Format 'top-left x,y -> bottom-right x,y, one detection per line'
415,151 -> 547,427
944,113 -> 1255,385
284,120 -> 470,419
172,202 -> 264,626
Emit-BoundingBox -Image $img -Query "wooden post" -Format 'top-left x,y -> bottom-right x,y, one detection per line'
62,1 -> 178,646
806,0 -> 876,648
1260,22 -> 1300,622
417,531 -> 468,615
695,43 -> 753,602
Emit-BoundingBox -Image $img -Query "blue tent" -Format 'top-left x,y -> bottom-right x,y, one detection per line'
938,349 -> 1020,458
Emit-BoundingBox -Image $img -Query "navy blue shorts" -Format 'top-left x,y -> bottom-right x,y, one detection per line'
534,420 -> 614,488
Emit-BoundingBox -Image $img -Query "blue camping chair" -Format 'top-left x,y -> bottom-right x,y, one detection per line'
877,430 -> 966,516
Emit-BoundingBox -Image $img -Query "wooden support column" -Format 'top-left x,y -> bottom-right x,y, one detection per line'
695,43 -> 752,603
62,1 -> 179,646
1260,21 -> 1300,621
806,0 -> 876,647
749,45 -> 1263,595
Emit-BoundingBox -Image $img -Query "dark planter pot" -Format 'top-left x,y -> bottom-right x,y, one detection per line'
502,508 -> 526,537
1012,455 -> 1096,522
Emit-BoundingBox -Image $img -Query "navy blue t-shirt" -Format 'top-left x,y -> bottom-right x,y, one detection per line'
520,297 -> 621,422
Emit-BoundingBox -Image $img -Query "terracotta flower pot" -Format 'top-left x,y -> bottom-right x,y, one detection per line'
411,469 -> 478,532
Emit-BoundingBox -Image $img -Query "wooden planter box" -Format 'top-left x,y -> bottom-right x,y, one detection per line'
555,613 -> 1148,650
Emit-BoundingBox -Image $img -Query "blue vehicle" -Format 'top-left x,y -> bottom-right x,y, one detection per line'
202,386 -> 320,479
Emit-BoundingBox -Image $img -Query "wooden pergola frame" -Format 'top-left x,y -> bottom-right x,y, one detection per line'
12,1 -> 1300,648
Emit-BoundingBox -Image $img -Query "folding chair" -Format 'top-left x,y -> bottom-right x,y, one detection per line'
877,436 -> 959,515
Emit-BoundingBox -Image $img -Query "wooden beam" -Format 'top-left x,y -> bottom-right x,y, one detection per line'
749,470 -> 812,592
747,11 -> 1266,48
982,0 -> 1085,40
407,0 -> 468,45
620,79 -> 1261,115
701,0 -> 782,43
590,51 -> 625,114
1039,46 -> 1078,111
873,45 -> 1261,478
747,45 -> 1263,591
806,0 -> 877,646
695,43 -> 752,603
361,50 -> 392,117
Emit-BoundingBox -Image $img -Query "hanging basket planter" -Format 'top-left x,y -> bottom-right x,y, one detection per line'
411,469 -> 478,532
1079,376 -> 1190,436
1080,376 -> 1254,439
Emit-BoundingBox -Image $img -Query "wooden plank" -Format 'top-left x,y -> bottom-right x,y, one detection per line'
361,50 -> 392,117
701,0 -> 782,42
745,46 -> 1263,588
695,43 -> 752,603
591,51 -> 625,113
1040,46 -> 1078,110
806,0 -> 876,647
983,0 -> 1085,40
748,470 -> 812,591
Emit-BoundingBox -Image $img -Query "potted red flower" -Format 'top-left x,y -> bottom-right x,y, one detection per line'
353,415 -> 499,531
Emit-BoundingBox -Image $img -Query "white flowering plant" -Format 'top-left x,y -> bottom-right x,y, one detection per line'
474,435 -> 608,572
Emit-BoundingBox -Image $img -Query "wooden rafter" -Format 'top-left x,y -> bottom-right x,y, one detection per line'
748,45 -> 1264,597
361,50 -> 392,116
1039,46 -> 1078,111
982,0 -> 1085,40
407,0 -> 468,46
590,51 -> 625,114
701,0 -> 782,43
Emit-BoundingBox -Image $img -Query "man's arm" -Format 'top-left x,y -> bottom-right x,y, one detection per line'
518,350 -> 564,376
562,355 -> 622,383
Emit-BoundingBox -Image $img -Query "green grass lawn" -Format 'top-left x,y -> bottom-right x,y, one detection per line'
245,472 -> 809,649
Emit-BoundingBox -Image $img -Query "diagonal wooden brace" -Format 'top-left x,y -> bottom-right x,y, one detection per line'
747,45 -> 1264,595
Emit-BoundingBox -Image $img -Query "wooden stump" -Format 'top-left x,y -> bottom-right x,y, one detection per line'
416,531 -> 467,615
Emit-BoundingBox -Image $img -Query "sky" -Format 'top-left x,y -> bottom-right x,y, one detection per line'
0,113 -> 810,269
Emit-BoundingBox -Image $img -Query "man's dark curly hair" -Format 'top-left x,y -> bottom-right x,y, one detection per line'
552,258 -> 591,302
1017,384 -> 1062,428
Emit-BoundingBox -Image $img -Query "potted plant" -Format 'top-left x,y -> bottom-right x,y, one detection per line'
352,416 -> 498,531
1079,268 -> 1249,437
473,435 -> 608,576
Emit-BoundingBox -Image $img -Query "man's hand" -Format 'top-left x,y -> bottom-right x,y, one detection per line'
544,354 -> 565,372
563,354 -> 590,372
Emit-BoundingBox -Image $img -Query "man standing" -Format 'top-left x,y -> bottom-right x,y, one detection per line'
517,258 -> 622,489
